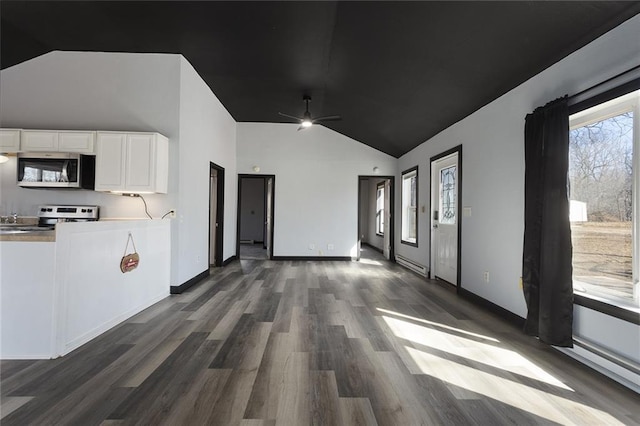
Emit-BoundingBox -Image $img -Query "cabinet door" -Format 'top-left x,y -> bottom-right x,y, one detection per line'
125,133 -> 156,192
0,129 -> 21,152
21,131 -> 58,151
154,134 -> 169,194
58,131 -> 95,154
95,133 -> 127,191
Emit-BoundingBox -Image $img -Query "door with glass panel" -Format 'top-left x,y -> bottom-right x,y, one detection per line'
431,152 -> 459,286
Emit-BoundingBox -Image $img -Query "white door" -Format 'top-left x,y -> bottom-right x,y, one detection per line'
431,152 -> 458,285
383,179 -> 391,260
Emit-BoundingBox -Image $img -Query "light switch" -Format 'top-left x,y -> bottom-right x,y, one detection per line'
463,207 -> 472,217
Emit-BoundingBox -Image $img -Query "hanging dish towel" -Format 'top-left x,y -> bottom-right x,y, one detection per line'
120,232 -> 140,273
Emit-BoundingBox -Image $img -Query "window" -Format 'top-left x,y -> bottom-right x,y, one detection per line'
376,182 -> 385,236
568,88 -> 640,307
401,166 -> 418,245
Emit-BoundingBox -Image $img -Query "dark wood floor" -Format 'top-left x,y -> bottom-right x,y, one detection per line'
2,247 -> 639,425
240,243 -> 268,260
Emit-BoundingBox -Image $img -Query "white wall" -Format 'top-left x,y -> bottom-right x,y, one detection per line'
397,15 -> 640,368
176,57 -> 237,285
237,123 -> 396,257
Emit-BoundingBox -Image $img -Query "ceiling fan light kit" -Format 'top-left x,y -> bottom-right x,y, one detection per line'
279,95 -> 342,131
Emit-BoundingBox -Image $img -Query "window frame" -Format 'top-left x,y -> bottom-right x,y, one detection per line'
568,79 -> 640,323
401,166 -> 419,247
376,181 -> 385,237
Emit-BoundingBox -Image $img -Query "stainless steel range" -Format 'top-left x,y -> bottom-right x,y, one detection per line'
37,205 -> 100,228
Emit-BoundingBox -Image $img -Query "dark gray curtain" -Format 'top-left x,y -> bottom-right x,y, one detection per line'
522,96 -> 573,347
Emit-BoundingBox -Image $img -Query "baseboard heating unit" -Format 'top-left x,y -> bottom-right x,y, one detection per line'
395,254 -> 428,277
557,336 -> 640,393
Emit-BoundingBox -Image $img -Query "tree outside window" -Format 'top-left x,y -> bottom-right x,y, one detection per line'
402,167 -> 418,245
376,182 -> 385,236
568,89 -> 639,306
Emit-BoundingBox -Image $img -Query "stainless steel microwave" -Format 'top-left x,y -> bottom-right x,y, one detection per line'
17,152 -> 95,189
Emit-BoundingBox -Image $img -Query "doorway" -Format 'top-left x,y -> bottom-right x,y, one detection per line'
209,162 -> 225,268
430,146 -> 462,289
236,175 -> 275,260
357,175 -> 395,262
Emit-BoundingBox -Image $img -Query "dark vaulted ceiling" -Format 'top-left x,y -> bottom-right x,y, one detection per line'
2,1 -> 640,157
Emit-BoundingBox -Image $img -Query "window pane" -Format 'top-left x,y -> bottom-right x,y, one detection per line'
402,169 -> 418,244
376,185 -> 384,235
411,176 -> 416,207
408,206 -> 416,239
440,165 -> 456,225
569,108 -> 634,302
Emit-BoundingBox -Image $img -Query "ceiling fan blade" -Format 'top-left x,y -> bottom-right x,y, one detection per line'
278,112 -> 303,121
313,115 -> 342,122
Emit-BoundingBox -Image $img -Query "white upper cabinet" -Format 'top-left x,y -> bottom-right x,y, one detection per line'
21,130 -> 95,154
0,129 -> 21,152
95,132 -> 168,194
95,132 -> 127,190
21,130 -> 58,151
58,131 -> 95,153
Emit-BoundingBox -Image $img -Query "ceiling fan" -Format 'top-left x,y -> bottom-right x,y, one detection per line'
278,95 -> 341,130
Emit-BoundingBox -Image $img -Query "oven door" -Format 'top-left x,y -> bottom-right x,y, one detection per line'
17,153 -> 80,188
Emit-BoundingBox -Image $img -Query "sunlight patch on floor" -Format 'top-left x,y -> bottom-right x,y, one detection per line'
377,307 -> 499,343
359,258 -> 383,266
382,315 -> 572,391
405,346 -> 623,425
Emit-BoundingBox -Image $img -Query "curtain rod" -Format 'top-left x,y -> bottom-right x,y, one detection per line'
569,64 -> 640,105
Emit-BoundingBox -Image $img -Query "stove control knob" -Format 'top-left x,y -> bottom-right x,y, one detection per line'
81,209 -> 87,213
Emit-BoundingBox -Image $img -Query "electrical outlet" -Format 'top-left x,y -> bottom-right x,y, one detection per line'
483,271 -> 490,283
328,243 -> 334,250
309,243 -> 315,250
169,209 -> 176,218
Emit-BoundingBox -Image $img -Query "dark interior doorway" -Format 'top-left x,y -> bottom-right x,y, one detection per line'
237,174 -> 275,260
209,162 -> 225,267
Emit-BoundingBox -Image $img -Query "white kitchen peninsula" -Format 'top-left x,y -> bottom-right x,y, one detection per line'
0,219 -> 170,359
0,240 -> 56,358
